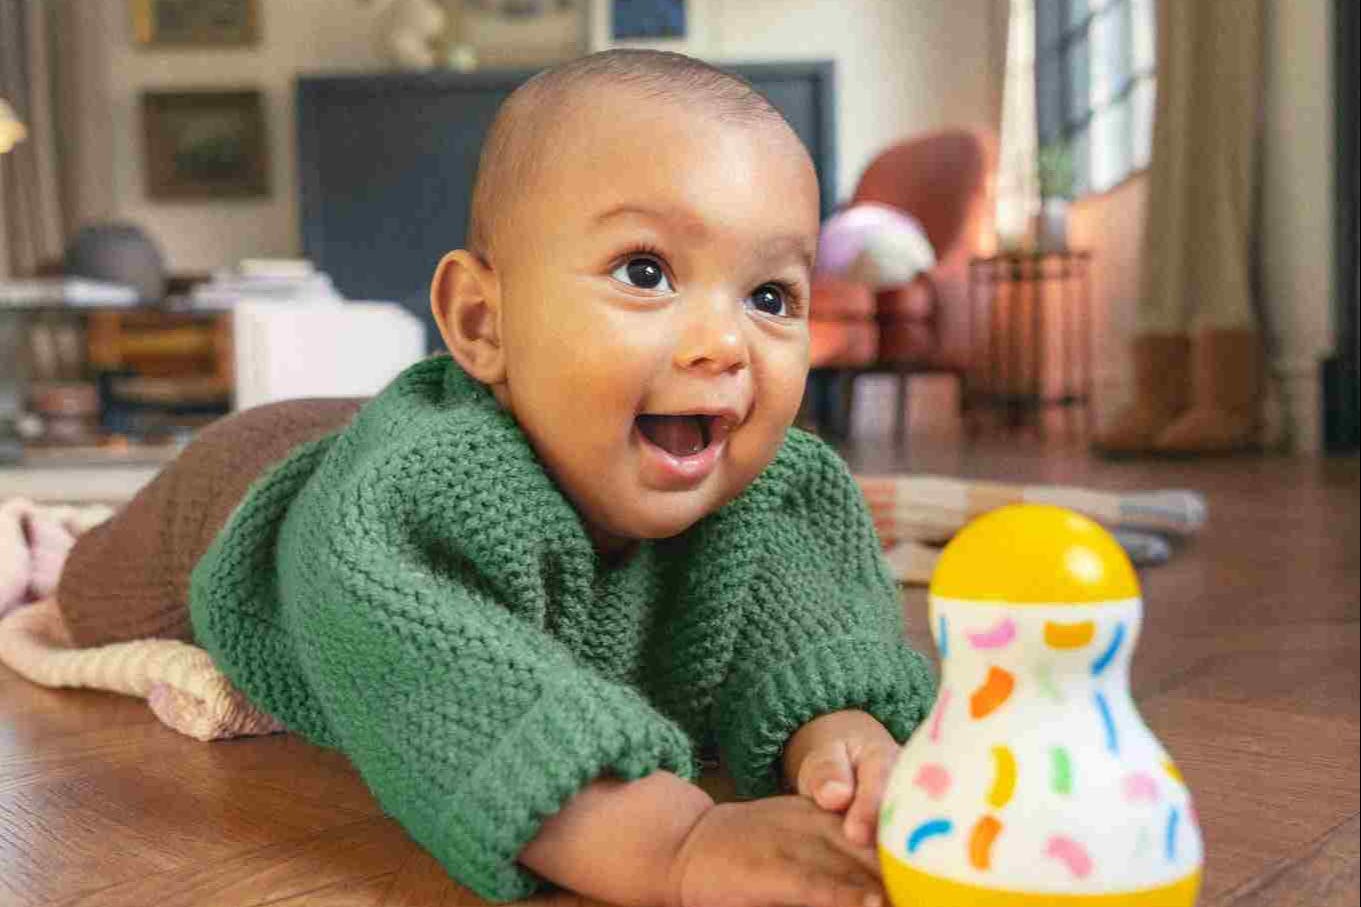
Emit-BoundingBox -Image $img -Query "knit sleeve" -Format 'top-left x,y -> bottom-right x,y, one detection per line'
292,575 -> 694,899
710,432 -> 937,799
282,525 -> 694,901
189,437 -> 697,901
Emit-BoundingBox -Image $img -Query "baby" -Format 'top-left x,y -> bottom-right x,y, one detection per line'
59,50 -> 935,906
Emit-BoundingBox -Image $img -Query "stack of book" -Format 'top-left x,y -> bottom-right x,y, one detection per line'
188,258 -> 340,309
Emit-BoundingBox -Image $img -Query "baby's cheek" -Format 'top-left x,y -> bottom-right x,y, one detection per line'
767,365 -> 810,428
723,426 -> 779,497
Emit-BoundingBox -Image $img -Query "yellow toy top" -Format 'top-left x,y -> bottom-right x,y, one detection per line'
930,504 -> 1140,604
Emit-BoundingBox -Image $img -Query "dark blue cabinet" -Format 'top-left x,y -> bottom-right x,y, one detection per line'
297,63 -> 835,350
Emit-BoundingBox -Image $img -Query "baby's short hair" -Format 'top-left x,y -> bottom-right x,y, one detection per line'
467,49 -> 792,261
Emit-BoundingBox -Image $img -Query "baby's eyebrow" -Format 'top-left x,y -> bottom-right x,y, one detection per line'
593,203 -> 814,270
591,202 -> 707,236
756,234 -> 817,273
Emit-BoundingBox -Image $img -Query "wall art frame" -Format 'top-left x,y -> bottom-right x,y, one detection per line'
141,89 -> 269,200
131,0 -> 260,48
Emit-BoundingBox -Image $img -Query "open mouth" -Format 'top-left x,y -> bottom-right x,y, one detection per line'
635,413 -> 724,458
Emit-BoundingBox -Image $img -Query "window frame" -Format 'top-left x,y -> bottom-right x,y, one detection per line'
1035,0 -> 1155,197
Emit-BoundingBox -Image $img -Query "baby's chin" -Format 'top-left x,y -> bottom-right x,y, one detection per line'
581,486 -> 734,549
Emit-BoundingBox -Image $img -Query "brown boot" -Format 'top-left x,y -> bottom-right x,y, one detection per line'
1093,334 -> 1191,456
1154,328 -> 1263,454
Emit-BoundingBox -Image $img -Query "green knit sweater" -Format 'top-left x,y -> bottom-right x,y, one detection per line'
188,355 -> 936,901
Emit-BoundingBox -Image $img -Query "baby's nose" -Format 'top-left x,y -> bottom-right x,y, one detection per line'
674,293 -> 749,374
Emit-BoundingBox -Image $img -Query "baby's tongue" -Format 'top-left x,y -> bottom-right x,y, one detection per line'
637,414 -> 706,457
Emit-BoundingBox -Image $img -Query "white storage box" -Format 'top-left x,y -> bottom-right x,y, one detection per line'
232,301 -> 426,410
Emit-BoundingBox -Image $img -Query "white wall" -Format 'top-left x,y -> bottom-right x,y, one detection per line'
60,0 -> 1004,274
61,0 -> 386,273
708,0 -> 1005,206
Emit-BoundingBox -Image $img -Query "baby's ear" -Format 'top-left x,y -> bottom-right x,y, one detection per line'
430,249 -> 506,386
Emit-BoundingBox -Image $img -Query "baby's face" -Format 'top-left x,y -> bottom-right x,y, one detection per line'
493,88 -> 820,551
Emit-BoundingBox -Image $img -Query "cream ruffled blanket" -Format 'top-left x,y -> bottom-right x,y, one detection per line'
0,498 -> 281,740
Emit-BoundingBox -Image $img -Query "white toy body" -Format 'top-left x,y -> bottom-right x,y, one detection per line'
878,505 -> 1204,905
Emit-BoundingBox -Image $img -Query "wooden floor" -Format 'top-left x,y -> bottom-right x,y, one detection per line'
1,436 -> 1357,906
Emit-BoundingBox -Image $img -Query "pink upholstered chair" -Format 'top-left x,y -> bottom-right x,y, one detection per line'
808,129 -> 994,440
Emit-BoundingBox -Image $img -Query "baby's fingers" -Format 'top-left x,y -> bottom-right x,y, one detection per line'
797,741 -> 856,811
844,743 -> 897,846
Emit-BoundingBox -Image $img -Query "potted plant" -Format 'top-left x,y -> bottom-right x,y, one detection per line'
1036,141 -> 1075,251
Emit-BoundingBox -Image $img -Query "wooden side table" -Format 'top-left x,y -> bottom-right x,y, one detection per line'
0,303 -> 232,463
966,250 -> 1093,434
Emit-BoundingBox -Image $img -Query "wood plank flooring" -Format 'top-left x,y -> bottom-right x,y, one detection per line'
1,440 -> 1356,905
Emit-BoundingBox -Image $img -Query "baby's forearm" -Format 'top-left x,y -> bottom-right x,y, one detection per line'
518,771 -> 714,907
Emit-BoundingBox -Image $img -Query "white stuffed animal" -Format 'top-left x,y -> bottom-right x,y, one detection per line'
370,0 -> 448,69
816,202 -> 937,289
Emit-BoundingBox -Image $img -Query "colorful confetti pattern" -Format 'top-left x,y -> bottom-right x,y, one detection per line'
880,597 -> 1202,901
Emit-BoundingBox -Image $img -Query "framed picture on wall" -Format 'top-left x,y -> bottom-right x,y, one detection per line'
587,0 -> 707,56
131,0 -> 260,47
141,90 -> 269,200
611,0 -> 684,40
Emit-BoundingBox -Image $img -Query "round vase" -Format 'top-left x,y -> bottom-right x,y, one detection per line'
879,505 -> 1203,905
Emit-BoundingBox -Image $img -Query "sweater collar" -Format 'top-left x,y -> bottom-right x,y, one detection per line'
404,357 -> 657,619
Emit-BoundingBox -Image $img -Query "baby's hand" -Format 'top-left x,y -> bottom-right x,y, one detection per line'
795,734 -> 901,847
667,796 -> 884,907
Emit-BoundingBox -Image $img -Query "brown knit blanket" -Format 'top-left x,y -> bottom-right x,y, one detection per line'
56,397 -> 365,647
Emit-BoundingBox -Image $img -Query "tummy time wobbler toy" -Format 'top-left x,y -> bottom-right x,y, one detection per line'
879,504 -> 1203,905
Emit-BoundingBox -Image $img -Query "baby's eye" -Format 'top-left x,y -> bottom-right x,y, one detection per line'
611,256 -> 673,292
747,283 -> 791,317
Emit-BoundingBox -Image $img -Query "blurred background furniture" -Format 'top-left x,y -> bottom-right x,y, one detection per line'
85,309 -> 234,439
808,128 -> 994,442
0,221 -> 223,463
966,249 -> 1092,435
3,213 -> 424,464
0,299 -> 231,465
